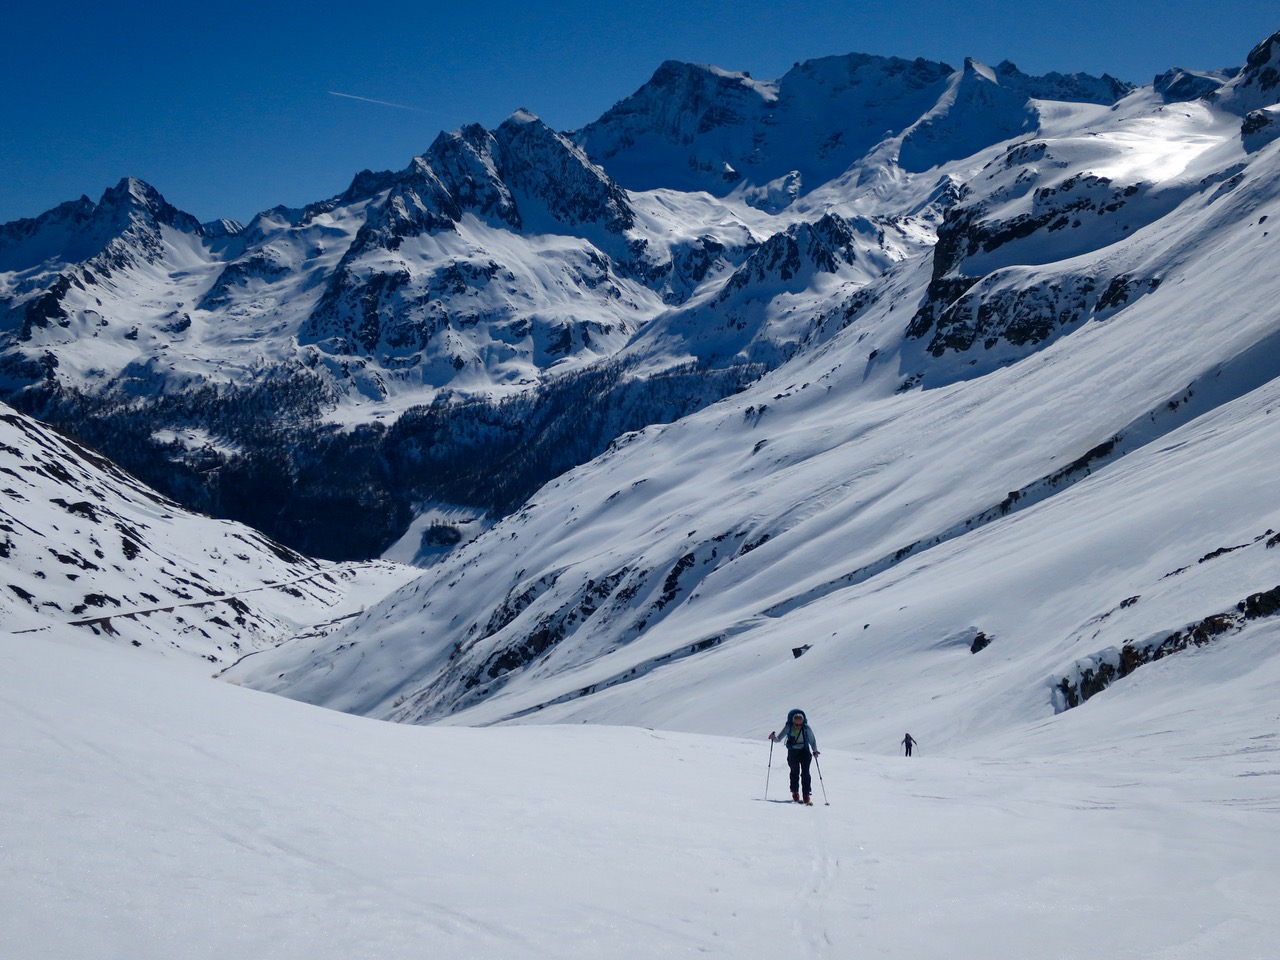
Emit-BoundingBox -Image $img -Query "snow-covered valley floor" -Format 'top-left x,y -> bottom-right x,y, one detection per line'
4,625 -> 1278,959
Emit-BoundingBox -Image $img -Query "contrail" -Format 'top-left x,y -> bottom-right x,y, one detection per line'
328,91 -> 426,112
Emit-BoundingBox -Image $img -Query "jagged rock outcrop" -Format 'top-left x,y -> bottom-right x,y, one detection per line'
1242,105 -> 1280,151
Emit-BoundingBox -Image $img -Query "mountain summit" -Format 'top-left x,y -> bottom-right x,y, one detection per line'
0,33 -> 1273,576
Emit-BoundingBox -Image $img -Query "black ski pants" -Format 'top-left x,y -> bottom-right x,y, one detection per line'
787,749 -> 813,795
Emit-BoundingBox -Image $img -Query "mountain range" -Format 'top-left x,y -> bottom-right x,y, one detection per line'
6,29 -> 1280,958
0,45 -> 1162,559
3,29 -> 1280,747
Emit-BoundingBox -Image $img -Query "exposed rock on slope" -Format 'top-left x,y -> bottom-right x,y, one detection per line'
0,402 -> 413,662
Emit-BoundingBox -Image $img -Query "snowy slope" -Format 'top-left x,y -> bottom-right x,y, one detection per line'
5,618 -> 1278,959
223,34 -> 1280,758
0,402 -> 415,662
5,32 -> 1280,960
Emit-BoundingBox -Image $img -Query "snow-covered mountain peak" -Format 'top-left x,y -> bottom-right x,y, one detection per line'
895,57 -> 1038,172
492,108 -> 634,235
4,29 -> 1280,565
993,59 -> 1134,104
574,52 -> 958,195
505,106 -> 542,125
0,177 -> 203,276
964,57 -> 999,84
1213,29 -> 1280,114
200,217 -> 245,238
646,58 -> 778,106
574,50 -> 1131,202
1154,66 -> 1237,104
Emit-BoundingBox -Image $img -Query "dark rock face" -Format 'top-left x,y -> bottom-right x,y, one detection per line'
1057,552 -> 1280,711
1242,107 -> 1280,152
912,271 -> 1162,358
906,149 -> 1167,363
1240,30 -> 1280,99
718,214 -> 861,300
493,112 -> 635,234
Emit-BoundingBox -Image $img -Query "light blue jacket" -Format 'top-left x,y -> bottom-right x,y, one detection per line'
775,709 -> 817,751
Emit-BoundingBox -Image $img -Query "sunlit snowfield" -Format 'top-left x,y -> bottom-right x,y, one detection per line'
6,30 -> 1280,960
4,627 -> 1277,960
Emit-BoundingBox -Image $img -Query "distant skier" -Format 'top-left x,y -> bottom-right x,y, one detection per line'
769,709 -> 819,803
902,733 -> 916,757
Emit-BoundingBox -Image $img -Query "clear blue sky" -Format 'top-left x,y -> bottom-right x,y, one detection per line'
2,1 -> 1275,226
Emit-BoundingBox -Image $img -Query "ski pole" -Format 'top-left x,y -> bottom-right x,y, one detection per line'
813,753 -> 830,806
765,738 -> 775,799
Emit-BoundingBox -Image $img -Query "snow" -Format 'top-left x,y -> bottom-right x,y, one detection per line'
6,33 -> 1280,960
381,503 -> 491,566
0,400 -> 418,660
4,623 -> 1277,959
217,75 -> 1280,761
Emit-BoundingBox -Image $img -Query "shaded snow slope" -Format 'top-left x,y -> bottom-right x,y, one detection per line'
0,402 -> 414,663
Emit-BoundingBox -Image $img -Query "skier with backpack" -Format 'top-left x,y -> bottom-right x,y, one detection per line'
769,708 -> 819,804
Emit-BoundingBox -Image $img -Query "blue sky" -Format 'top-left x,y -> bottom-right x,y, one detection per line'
2,2 -> 1275,226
